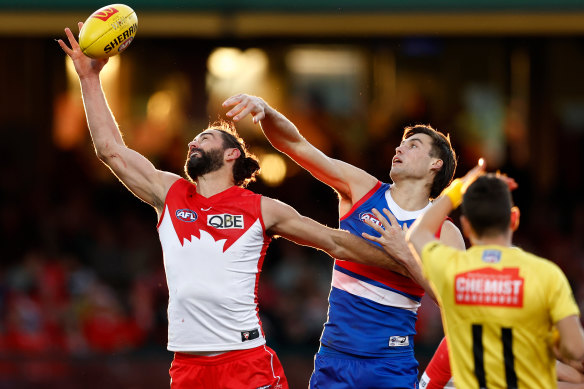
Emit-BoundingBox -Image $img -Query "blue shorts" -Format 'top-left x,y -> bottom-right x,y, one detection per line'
309,346 -> 419,389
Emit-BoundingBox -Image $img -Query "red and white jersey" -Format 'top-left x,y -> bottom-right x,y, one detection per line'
157,179 -> 271,352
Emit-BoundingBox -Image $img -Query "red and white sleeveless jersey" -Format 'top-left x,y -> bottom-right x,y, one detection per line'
157,179 -> 271,352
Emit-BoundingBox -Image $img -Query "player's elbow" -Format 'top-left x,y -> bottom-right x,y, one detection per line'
560,338 -> 584,362
328,230 -> 355,260
95,142 -> 121,163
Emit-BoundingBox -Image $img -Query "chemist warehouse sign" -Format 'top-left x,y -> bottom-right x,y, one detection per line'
454,267 -> 524,308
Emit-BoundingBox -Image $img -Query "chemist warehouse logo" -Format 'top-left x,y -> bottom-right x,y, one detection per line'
455,267 -> 524,307
208,214 -> 244,229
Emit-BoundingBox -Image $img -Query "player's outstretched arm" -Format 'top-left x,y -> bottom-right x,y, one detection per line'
58,23 -> 179,213
407,160 -> 485,257
223,94 -> 377,208
261,197 -> 409,275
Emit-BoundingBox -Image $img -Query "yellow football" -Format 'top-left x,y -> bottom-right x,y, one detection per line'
78,4 -> 138,59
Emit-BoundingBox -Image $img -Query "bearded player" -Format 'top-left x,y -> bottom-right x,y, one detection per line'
58,24 -> 417,388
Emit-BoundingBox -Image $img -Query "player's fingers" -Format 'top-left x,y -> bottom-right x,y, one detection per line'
363,216 -> 385,235
461,159 -> 486,191
222,94 -> 243,108
473,158 -> 486,176
361,232 -> 380,243
233,104 -> 259,122
381,208 -> 399,228
225,101 -> 248,118
56,39 -> 73,55
252,110 -> 265,124
371,208 -> 392,231
498,175 -> 518,191
64,27 -> 80,49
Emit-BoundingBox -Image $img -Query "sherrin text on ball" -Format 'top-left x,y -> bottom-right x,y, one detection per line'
78,4 -> 138,59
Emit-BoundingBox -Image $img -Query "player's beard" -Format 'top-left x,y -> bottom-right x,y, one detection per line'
185,147 -> 225,181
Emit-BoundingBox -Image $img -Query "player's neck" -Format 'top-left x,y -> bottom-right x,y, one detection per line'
194,170 -> 235,198
390,180 -> 432,211
469,232 -> 513,247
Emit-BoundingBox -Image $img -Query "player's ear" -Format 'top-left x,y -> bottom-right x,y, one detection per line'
510,206 -> 520,231
224,147 -> 241,161
430,158 -> 443,171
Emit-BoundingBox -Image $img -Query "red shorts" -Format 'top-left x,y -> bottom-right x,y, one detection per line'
169,345 -> 289,389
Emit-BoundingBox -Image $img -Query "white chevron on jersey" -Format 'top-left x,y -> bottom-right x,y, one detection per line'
159,202 -> 268,352
332,269 -> 421,312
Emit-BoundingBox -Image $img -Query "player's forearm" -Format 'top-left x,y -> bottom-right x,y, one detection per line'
399,251 -> 437,300
557,316 -> 584,362
331,230 -> 409,276
79,75 -> 125,159
259,103 -> 304,153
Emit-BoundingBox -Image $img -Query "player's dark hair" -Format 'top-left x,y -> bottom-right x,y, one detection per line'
403,125 -> 457,199
210,120 -> 260,187
461,174 -> 512,237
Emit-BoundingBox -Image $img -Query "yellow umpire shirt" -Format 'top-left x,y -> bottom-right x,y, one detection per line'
421,242 -> 580,389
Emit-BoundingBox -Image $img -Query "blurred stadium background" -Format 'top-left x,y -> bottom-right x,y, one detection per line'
1,1 -> 584,388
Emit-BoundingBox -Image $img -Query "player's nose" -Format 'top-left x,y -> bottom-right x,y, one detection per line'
188,140 -> 199,149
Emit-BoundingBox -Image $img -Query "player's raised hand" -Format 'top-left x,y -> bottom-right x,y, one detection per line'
57,22 -> 108,79
223,94 -> 267,124
362,208 -> 413,265
461,158 -> 487,192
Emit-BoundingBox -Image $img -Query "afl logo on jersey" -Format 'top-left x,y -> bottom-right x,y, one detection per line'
176,209 -> 198,222
359,212 -> 383,228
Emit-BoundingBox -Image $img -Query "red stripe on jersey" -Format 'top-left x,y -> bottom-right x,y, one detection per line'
335,218 -> 449,298
340,181 -> 382,221
336,260 -> 426,297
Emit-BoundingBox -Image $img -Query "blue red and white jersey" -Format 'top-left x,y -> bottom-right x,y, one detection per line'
320,181 -> 431,357
157,179 -> 270,352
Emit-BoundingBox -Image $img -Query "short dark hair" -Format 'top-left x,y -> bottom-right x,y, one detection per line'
461,174 -> 513,237
208,120 -> 260,188
403,124 -> 457,199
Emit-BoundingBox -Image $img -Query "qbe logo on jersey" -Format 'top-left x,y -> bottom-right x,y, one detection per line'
207,214 -> 244,229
